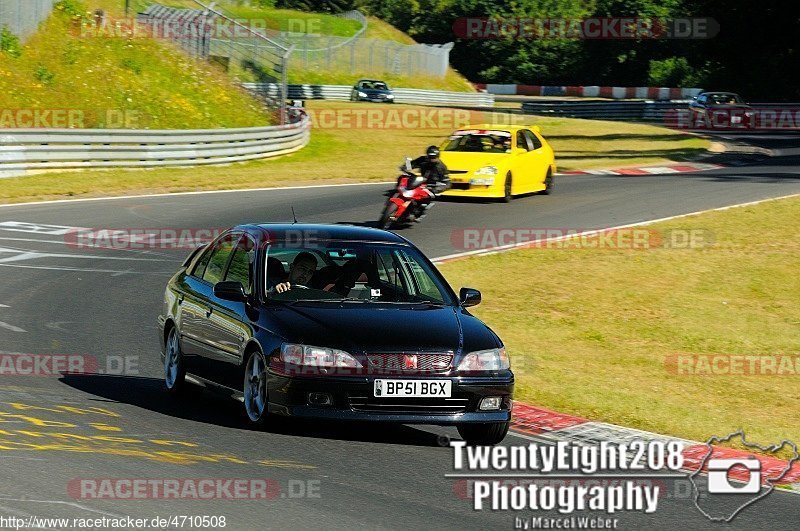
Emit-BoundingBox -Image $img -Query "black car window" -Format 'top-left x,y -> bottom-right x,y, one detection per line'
516,130 -> 531,151
224,235 -> 256,296
202,234 -> 239,285
190,245 -> 213,278
523,129 -> 542,150
264,243 -> 451,304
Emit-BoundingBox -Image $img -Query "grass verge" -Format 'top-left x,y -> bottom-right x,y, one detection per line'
0,101 -> 710,204
438,196 -> 800,447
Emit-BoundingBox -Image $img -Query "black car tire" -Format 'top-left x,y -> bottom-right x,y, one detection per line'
243,350 -> 269,425
164,326 -> 186,396
542,169 -> 554,195
379,202 -> 398,230
457,421 -> 510,445
502,172 -> 513,203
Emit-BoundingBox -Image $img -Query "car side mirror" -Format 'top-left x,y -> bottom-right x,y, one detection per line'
214,281 -> 246,302
459,287 -> 481,307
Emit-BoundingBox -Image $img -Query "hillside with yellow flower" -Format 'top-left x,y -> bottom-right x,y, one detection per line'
0,0 -> 271,129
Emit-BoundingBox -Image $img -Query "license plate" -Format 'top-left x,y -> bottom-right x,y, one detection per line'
374,379 -> 452,398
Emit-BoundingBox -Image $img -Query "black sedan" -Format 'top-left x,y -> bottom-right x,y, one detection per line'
158,224 -> 513,444
351,79 -> 395,103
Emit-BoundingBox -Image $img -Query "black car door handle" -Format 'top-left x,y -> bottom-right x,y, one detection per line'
206,307 -> 213,318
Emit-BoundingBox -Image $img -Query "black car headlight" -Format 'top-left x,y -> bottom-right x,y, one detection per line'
281,343 -> 362,369
457,347 -> 510,372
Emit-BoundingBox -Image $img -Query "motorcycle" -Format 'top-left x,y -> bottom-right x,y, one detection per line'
378,158 -> 436,229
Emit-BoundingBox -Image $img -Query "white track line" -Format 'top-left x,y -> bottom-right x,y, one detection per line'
0,321 -> 26,333
0,181 -> 396,209
0,161 -> 727,209
432,192 -> 800,262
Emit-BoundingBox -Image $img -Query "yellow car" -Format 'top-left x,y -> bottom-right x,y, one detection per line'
439,124 -> 556,201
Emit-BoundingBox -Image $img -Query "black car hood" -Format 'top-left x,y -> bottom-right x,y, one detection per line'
265,303 -> 499,356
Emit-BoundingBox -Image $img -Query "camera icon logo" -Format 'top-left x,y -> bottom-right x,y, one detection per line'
707,458 -> 761,494
688,430 -> 799,522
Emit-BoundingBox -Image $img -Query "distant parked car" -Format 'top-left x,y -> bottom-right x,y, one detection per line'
351,79 -> 395,103
689,92 -> 755,129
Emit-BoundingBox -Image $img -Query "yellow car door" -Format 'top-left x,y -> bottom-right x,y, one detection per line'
512,130 -> 535,193
520,128 -> 549,193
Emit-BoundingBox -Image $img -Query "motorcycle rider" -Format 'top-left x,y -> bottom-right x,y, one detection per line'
407,145 -> 450,221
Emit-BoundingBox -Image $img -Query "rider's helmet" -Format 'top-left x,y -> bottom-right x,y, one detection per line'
426,145 -> 440,160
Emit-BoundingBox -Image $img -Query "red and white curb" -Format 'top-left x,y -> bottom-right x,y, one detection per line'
474,84 -> 702,101
510,402 -> 800,492
558,161 -> 724,176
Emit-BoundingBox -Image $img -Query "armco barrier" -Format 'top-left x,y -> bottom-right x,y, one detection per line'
243,83 -> 495,107
520,100 -> 680,122
0,118 -> 310,176
520,101 -> 800,128
476,84 -> 703,101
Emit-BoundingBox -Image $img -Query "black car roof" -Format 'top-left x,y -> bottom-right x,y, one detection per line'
236,223 -> 409,244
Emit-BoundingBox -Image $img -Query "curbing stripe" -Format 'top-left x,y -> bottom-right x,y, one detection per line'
510,402 -> 800,489
560,162 -> 724,176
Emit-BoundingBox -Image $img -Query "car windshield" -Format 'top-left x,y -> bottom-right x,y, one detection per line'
708,93 -> 743,105
443,131 -> 512,153
360,81 -> 389,90
264,242 -> 452,305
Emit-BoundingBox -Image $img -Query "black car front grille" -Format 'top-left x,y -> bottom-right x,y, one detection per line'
450,183 -> 471,190
348,395 -> 469,415
365,352 -> 453,374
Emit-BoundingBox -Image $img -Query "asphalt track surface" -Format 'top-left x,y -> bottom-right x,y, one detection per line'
0,133 -> 798,529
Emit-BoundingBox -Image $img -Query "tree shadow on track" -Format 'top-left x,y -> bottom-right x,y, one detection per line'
59,374 -> 449,447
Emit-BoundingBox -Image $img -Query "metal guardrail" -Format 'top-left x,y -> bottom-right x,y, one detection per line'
520,101 -> 682,122
0,118 -> 311,176
520,101 -> 800,126
243,83 -> 495,107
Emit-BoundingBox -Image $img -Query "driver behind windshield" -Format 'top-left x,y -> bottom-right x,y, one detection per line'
271,252 -> 317,294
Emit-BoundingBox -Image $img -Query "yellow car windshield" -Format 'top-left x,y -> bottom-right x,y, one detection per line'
443,133 -> 512,153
